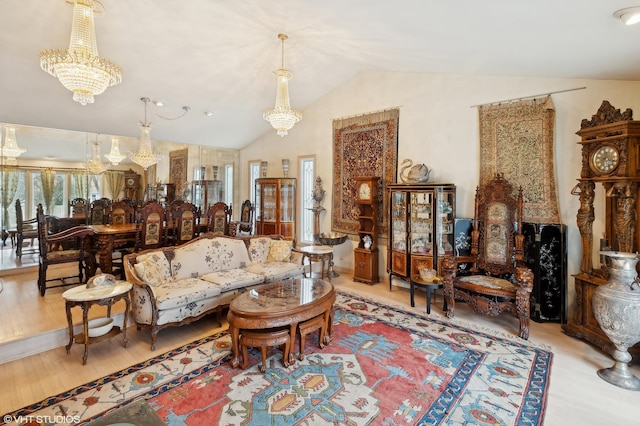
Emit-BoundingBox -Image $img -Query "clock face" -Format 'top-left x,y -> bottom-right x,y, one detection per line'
591,145 -> 619,174
126,178 -> 135,186
358,182 -> 371,200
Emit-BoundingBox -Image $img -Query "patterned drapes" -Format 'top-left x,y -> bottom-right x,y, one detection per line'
40,168 -> 56,214
479,96 -> 560,223
105,171 -> 125,200
1,168 -> 19,227
71,172 -> 89,200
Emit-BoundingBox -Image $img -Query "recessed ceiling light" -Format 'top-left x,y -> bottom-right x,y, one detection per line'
204,111 -> 214,117
614,7 -> 640,25
153,100 -> 165,107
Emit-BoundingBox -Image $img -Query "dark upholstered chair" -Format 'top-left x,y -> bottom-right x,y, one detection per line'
36,204 -> 95,296
441,174 -> 534,339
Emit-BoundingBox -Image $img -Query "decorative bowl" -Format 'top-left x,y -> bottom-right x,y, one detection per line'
87,317 -> 114,337
419,268 -> 436,282
315,232 -> 348,246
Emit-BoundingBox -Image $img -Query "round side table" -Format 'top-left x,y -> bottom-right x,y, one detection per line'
62,281 -> 132,365
410,275 -> 447,314
298,245 -> 334,280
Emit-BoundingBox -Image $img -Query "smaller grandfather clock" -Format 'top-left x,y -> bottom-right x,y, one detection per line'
353,176 -> 380,284
124,169 -> 141,200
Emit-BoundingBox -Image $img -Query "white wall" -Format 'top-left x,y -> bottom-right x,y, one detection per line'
241,70 -> 640,319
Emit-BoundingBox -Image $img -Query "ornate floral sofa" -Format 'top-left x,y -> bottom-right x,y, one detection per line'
124,233 -> 304,350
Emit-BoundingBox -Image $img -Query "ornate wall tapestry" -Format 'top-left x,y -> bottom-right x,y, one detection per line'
169,148 -> 188,197
479,96 -> 560,223
332,108 -> 399,237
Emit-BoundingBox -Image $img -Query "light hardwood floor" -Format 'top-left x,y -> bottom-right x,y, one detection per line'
0,266 -> 638,424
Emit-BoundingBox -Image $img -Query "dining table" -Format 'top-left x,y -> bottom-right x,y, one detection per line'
89,223 -> 138,274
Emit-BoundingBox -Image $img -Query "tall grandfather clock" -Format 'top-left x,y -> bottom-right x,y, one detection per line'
563,100 -> 640,355
353,176 -> 380,284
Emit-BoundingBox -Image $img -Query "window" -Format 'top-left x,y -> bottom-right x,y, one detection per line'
32,172 -> 67,217
225,164 -> 233,206
249,161 -> 261,227
299,156 -> 315,244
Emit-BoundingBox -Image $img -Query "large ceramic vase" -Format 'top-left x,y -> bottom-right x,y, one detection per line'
592,251 -> 640,391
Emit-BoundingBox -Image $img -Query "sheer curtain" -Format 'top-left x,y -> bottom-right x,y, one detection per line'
105,171 -> 125,200
40,169 -> 56,214
1,168 -> 19,228
71,172 -> 89,200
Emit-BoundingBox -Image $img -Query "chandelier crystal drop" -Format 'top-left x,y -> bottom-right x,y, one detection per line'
263,34 -> 302,137
85,140 -> 107,175
1,126 -> 26,159
39,0 -> 122,105
129,97 -> 161,170
105,137 -> 124,165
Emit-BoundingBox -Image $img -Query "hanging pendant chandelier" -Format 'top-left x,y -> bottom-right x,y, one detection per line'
39,0 -> 122,105
1,126 -> 27,159
129,97 -> 161,170
85,138 -> 107,175
105,137 -> 124,165
263,34 -> 302,137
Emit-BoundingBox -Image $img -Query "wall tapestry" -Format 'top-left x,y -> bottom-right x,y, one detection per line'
332,108 -> 399,237
479,96 -> 560,224
169,148 -> 188,198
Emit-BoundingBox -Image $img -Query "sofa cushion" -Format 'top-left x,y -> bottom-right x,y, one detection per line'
244,261 -> 305,282
212,237 -> 252,270
247,237 -> 272,263
154,278 -> 222,310
134,251 -> 172,286
200,269 -> 264,292
171,239 -> 219,280
267,240 -> 293,262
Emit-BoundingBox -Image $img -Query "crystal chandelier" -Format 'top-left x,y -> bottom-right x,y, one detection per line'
105,137 -> 124,165
39,0 -> 122,105
263,34 -> 302,137
129,97 -> 161,170
1,126 -> 26,159
85,139 -> 107,175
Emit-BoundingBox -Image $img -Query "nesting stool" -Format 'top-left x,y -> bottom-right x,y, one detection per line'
240,328 -> 292,372
297,314 -> 328,360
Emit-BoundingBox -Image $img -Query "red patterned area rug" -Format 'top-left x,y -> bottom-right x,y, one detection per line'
4,291 -> 552,425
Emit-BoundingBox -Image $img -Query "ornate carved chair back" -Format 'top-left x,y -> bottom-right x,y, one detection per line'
90,198 -> 112,225
110,201 -> 135,225
206,202 -> 231,236
174,202 -> 198,244
136,201 -> 166,250
69,198 -> 88,219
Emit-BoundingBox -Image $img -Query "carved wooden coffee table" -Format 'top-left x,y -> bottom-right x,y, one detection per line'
228,278 -> 336,369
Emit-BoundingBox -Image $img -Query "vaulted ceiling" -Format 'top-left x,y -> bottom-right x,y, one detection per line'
2,0 -> 640,157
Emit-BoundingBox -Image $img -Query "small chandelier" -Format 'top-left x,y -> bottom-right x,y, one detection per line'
39,0 -> 122,105
105,137 -> 124,165
129,97 -> 161,170
263,33 -> 302,137
85,139 -> 107,175
1,126 -> 26,159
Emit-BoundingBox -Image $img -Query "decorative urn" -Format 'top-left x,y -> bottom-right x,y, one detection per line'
592,251 -> 640,390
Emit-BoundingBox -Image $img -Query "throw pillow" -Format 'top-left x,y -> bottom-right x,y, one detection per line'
267,240 -> 292,262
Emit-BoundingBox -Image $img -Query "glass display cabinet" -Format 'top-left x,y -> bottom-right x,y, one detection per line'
387,183 -> 456,287
255,177 -> 296,241
192,180 -> 223,211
